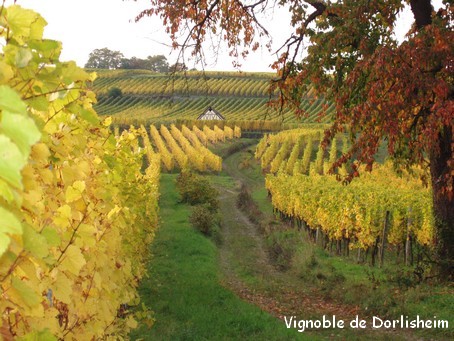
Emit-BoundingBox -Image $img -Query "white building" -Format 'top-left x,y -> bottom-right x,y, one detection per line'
197,106 -> 225,120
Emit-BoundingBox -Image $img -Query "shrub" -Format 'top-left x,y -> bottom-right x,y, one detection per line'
108,87 -> 123,98
176,171 -> 219,211
236,183 -> 253,210
189,205 -> 216,236
236,183 -> 262,225
266,229 -> 299,270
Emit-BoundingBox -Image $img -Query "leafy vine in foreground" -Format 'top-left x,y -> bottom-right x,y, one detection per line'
0,5 -> 158,339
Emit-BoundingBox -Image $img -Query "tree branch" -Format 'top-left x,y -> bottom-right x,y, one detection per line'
275,0 -> 336,81
234,0 -> 270,36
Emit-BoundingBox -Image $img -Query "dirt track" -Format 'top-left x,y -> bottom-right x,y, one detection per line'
215,145 -> 414,340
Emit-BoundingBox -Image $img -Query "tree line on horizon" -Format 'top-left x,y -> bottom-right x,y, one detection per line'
84,47 -> 188,72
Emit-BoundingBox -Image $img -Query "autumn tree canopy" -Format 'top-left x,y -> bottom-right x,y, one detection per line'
136,0 -> 453,278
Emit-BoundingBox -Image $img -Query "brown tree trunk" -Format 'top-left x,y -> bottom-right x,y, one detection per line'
429,125 -> 454,280
409,1 -> 453,280
410,0 -> 433,28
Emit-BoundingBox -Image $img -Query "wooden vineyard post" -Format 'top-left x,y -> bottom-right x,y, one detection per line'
405,207 -> 413,266
316,227 -> 321,246
379,211 -> 390,268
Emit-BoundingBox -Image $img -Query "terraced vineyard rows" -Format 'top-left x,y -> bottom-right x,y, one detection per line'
256,128 -> 434,265
93,70 -> 274,97
265,168 -> 434,254
257,127 -> 355,175
122,123 -> 241,172
91,70 -> 335,125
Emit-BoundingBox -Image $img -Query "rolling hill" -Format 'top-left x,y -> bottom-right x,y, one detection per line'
90,69 -> 334,126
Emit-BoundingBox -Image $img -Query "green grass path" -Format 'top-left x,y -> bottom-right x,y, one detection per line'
130,174 -> 307,340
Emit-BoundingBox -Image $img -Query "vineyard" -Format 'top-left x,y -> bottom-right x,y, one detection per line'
91,69 -> 334,126
0,6 -> 158,339
120,123 -> 241,172
256,128 -> 434,265
2,3 -> 452,341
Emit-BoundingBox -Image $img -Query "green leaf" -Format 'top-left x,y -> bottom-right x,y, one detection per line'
0,206 -> 22,235
23,224 -> 49,259
0,178 -> 16,203
18,329 -> 57,341
27,96 -> 49,111
0,85 -> 27,114
79,107 -> 99,125
11,276 -> 41,308
0,232 -> 11,258
41,226 -> 61,247
5,5 -> 45,41
28,39 -> 62,60
61,61 -> 90,84
0,206 -> 22,256
0,135 -> 27,189
1,111 -> 41,156
29,11 -> 47,41
103,155 -> 117,169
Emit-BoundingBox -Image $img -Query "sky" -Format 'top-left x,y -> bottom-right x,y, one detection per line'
4,0 -> 444,72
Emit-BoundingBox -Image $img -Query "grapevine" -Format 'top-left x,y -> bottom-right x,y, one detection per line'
0,6 -> 158,339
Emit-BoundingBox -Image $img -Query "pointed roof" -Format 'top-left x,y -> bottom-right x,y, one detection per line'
197,106 -> 225,120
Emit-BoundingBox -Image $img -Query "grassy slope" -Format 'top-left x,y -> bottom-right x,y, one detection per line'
131,174 -> 308,340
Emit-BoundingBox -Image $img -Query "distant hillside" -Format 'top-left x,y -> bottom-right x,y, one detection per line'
89,69 -> 334,125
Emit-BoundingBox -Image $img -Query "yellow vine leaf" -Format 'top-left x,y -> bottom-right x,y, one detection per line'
126,316 -> 138,329
65,180 -> 85,203
54,205 -> 72,228
30,143 -> 51,162
52,271 -> 73,304
59,245 -> 86,276
75,224 -> 96,248
107,205 -> 121,220
0,61 -> 13,83
1,5 -> 159,337
103,116 -> 112,127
